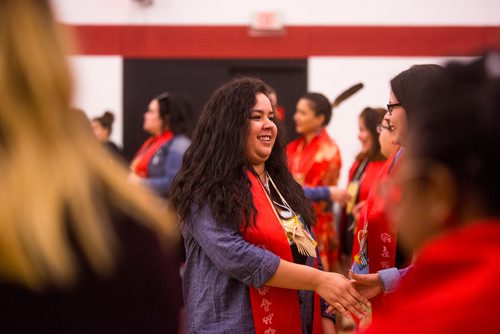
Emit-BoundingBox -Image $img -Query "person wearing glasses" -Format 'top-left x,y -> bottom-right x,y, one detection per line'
348,65 -> 444,321
336,107 -> 388,273
129,92 -> 193,197
376,117 -> 397,161
365,52 -> 500,334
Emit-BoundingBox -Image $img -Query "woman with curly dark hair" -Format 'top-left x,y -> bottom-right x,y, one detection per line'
170,77 -> 369,333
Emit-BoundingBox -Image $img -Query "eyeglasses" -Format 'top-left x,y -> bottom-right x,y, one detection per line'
386,102 -> 402,115
377,123 -> 394,133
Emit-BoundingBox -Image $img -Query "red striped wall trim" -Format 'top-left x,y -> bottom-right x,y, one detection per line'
67,25 -> 500,58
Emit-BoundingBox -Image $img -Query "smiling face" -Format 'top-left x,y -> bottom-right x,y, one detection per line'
293,98 -> 325,136
387,90 -> 408,146
358,116 -> 373,155
244,93 -> 278,172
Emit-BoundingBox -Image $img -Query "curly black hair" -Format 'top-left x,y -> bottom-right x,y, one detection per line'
170,77 -> 315,231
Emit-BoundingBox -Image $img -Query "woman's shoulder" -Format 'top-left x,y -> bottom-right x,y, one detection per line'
317,138 -> 341,161
168,134 -> 191,151
286,136 -> 303,151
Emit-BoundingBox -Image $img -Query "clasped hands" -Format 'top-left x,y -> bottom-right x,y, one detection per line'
319,270 -> 384,319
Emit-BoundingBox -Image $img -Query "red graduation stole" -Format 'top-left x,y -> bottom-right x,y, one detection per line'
365,220 -> 500,334
130,130 -> 173,177
351,149 -> 401,274
243,170 -> 323,334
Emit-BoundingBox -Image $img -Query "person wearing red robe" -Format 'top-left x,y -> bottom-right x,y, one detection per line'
338,107 -> 387,270
287,92 -> 342,272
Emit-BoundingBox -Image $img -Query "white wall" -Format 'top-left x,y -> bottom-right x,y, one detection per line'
58,0 -> 493,175
52,0 -> 500,26
69,56 -> 124,146
66,54 -> 475,185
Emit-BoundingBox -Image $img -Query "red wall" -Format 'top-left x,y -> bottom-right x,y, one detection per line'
69,25 -> 500,58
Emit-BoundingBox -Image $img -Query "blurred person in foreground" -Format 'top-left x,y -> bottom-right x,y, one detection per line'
170,77 -> 370,333
364,52 -> 500,333
0,0 -> 182,332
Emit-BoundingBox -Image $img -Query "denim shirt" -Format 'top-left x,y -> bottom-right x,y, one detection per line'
182,205 -> 335,334
143,134 -> 190,197
182,205 -> 280,333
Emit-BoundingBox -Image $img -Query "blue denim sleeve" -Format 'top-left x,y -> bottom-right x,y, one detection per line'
378,264 -> 414,293
303,186 -> 330,202
143,137 -> 189,197
188,205 -> 281,288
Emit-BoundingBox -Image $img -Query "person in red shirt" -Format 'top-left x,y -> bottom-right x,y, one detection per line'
287,92 -> 342,272
338,107 -> 388,271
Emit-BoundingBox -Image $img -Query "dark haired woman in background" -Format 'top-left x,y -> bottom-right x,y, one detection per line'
171,77 -> 369,333
338,107 -> 387,271
287,92 -> 343,273
91,110 -> 124,158
129,92 -> 193,197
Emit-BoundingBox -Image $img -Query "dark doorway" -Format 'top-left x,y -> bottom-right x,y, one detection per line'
123,59 -> 307,160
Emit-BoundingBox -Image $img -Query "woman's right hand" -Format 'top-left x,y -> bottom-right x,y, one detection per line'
266,259 -> 370,319
315,271 -> 370,319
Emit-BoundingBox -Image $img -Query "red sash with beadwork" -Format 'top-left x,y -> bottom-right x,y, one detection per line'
351,150 -> 400,273
130,130 -> 173,177
351,149 -> 401,316
244,171 -> 323,334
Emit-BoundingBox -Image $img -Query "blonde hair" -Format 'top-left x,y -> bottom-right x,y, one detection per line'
0,0 -> 177,290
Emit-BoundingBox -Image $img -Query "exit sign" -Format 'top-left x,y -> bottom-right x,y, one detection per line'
250,11 -> 285,36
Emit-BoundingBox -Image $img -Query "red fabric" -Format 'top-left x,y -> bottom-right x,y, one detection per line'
351,150 -> 400,270
347,159 -> 386,205
364,220 -> 500,334
130,130 -> 173,177
338,159 -> 385,265
351,149 -> 402,314
287,129 -> 342,271
276,105 -> 286,121
244,171 -> 323,334
244,171 -> 302,334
